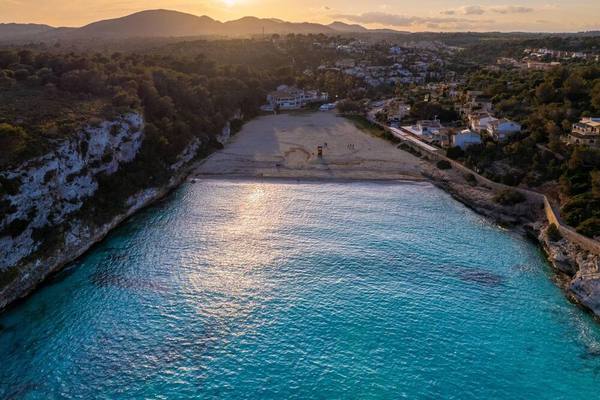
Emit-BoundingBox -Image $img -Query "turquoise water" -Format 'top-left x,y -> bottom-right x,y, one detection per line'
2,179 -> 600,399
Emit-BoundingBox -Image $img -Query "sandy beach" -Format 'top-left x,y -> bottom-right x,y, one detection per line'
195,112 -> 427,180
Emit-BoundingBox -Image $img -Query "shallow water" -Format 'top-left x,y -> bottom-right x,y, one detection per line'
1,179 -> 600,399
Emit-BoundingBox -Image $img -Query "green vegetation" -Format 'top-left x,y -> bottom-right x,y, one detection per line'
344,115 -> 398,143
0,123 -> 30,166
448,60 -> 600,237
547,223 -> 563,242
0,37 -> 354,241
436,160 -> 452,170
494,189 -> 526,206
464,173 -> 477,186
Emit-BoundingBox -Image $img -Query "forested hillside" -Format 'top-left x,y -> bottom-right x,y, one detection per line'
450,63 -> 600,237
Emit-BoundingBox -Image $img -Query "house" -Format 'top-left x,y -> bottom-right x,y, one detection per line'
458,94 -> 493,117
402,119 -> 442,138
468,111 -> 497,133
388,103 -> 411,124
452,129 -> 482,149
488,119 -> 521,141
569,117 -> 600,148
266,85 -> 328,110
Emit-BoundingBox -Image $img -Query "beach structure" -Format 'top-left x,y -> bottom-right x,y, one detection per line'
266,85 -> 328,111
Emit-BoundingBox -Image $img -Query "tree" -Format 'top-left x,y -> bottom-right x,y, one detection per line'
535,82 -> 555,104
592,171 -> 600,199
0,124 -> 29,166
562,73 -> 587,101
591,81 -> 600,112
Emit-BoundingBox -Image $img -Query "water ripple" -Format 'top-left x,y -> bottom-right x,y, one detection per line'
0,179 -> 599,399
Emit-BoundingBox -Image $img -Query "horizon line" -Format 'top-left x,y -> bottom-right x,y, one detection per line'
1,8 -> 598,35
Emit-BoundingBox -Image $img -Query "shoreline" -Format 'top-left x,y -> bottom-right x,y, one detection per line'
2,111 -> 599,322
192,172 -> 428,184
0,151 -> 203,313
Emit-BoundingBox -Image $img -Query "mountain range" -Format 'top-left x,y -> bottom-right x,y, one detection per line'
0,9 -> 391,41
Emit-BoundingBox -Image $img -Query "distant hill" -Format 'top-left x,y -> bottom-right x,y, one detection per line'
224,16 -> 334,35
328,21 -> 369,33
74,9 -> 223,38
60,10 -> 338,39
0,9 -> 377,41
4,9 -> 594,42
0,23 -> 55,39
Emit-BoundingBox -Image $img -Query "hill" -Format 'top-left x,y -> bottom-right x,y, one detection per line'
74,9 -> 223,38
0,23 -> 55,39
0,9 -> 386,41
328,21 -> 369,33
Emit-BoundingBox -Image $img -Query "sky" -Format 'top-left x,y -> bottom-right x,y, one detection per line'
1,0 -> 599,32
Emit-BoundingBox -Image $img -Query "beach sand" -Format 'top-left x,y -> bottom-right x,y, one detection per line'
195,112 -> 427,180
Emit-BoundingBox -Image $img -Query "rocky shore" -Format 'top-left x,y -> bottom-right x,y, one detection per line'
2,110 -> 599,322
423,160 -> 600,320
0,114 -> 223,311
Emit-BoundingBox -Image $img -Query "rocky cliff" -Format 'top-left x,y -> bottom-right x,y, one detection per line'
0,113 -> 209,309
539,224 -> 600,318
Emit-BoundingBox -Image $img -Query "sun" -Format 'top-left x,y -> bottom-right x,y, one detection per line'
223,0 -> 236,6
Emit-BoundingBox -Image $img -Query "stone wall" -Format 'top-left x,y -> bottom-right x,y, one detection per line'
544,198 -> 600,255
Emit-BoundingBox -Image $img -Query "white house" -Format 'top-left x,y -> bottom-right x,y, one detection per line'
488,119 -> 521,141
452,129 -> 482,149
468,112 -> 497,133
569,117 -> 600,148
266,85 -> 328,110
402,119 -> 442,138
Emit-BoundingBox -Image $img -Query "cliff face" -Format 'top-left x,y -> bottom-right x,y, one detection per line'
0,114 -> 144,269
0,113 -> 208,309
540,225 -> 600,317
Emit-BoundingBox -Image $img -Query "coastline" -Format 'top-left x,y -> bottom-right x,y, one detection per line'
0,151 -> 203,312
2,111 -> 599,322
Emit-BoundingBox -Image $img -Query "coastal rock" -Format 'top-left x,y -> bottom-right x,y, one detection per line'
570,276 -> 600,316
0,114 -> 208,310
0,113 -> 144,270
540,223 -> 600,317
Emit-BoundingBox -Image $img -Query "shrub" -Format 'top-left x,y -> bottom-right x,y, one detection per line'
546,223 -> 562,242
336,99 -> 362,114
577,218 -> 600,239
446,146 -> 465,160
230,118 -> 244,135
464,173 -> 477,185
494,189 -> 526,206
436,160 -> 452,170
0,124 -> 29,165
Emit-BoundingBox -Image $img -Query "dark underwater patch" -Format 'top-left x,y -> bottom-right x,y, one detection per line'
90,271 -> 167,293
455,269 -> 504,287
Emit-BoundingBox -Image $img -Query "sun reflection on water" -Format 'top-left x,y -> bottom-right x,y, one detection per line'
185,182 -> 290,320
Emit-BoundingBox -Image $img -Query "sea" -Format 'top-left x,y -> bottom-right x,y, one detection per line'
2,179 -> 600,399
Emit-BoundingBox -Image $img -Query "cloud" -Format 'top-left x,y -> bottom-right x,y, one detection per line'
441,4 -> 535,16
330,11 -> 478,27
462,5 -> 485,15
491,5 -> 534,14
